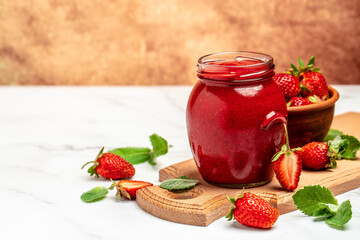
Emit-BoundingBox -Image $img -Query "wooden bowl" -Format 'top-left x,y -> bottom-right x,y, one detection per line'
287,85 -> 339,148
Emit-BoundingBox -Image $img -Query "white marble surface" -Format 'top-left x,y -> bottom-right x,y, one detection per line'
1,85 -> 359,240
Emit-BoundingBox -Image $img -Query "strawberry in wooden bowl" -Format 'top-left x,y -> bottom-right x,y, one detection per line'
273,56 -> 339,147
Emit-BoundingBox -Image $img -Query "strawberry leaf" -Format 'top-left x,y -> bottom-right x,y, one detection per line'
298,57 -> 305,69
291,64 -> 298,72
312,67 -> 321,73
87,165 -> 99,177
300,83 -> 311,95
290,64 -> 299,77
81,147 -> 103,177
225,207 -> 235,221
307,56 -> 315,67
271,151 -> 284,162
308,96 -> 317,103
271,144 -> 288,162
81,186 -> 108,203
160,176 -> 199,191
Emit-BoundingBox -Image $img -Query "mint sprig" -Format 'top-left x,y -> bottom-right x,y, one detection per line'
81,186 -> 109,203
292,185 -> 338,216
322,129 -> 360,168
160,176 -> 199,191
108,134 -> 170,165
338,135 -> 360,159
292,185 -> 352,227
327,134 -> 360,161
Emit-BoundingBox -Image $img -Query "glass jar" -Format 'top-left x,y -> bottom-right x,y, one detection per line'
186,52 -> 287,188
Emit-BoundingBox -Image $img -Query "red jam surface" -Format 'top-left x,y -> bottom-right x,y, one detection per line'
186,52 -> 287,187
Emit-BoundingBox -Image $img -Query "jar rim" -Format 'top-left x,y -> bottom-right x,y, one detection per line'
197,51 -> 275,84
198,51 -> 273,68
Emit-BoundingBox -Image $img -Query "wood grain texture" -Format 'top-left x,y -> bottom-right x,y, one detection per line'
0,0 -> 359,85
136,112 -> 360,226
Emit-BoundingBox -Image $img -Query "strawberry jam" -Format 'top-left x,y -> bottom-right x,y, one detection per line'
186,52 -> 287,188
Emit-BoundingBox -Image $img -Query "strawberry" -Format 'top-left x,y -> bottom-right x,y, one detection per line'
287,56 -> 329,100
226,190 -> 279,229
272,124 -> 302,191
287,96 -> 312,107
300,72 -> 328,99
273,73 -> 300,99
110,180 -> 153,199
301,142 -> 335,170
82,147 -> 135,179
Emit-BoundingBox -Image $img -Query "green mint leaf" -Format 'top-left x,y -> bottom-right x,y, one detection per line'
338,135 -> 360,159
324,129 -> 344,142
326,200 -> 352,226
150,134 -> 168,157
108,147 -> 151,165
81,186 -> 108,203
107,134 -> 170,166
148,134 -> 169,165
160,176 -> 199,191
328,135 -> 349,155
292,185 -> 338,216
313,203 -> 338,217
148,152 -> 157,166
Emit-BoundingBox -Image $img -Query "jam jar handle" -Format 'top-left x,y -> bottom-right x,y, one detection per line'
261,111 -> 287,130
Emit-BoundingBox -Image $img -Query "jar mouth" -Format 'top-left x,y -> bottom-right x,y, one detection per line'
197,51 -> 275,84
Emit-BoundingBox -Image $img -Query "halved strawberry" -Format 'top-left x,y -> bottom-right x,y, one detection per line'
109,180 -> 153,199
272,124 -> 302,191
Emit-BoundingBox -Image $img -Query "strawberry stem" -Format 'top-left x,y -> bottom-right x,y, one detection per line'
108,179 -> 117,190
81,161 -> 95,169
284,123 -> 290,151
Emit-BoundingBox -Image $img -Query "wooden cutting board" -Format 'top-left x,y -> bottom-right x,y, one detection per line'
136,112 -> 360,226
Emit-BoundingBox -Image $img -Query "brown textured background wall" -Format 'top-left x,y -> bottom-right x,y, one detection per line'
0,0 -> 359,85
